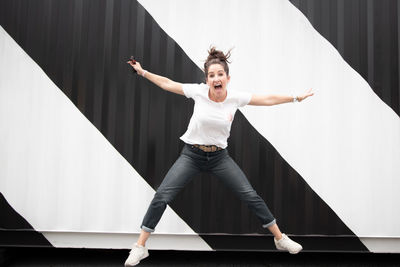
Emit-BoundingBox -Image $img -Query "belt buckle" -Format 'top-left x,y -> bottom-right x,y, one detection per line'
194,144 -> 220,152
198,145 -> 206,152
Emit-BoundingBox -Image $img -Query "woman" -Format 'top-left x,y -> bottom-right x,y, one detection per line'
125,47 -> 313,266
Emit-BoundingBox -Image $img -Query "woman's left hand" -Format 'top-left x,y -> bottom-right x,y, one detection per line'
297,88 -> 314,102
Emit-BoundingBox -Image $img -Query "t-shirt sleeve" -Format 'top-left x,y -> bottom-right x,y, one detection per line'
182,83 -> 204,99
236,91 -> 252,107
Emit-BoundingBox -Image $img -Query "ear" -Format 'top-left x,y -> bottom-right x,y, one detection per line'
227,75 -> 231,82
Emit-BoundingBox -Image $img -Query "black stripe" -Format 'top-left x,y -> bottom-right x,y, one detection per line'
201,234 -> 367,252
0,0 -> 368,251
0,193 -> 52,247
290,0 -> 400,117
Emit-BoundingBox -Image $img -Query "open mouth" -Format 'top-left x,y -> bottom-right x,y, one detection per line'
214,84 -> 222,89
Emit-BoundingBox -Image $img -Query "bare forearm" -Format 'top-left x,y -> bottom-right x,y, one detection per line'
142,70 -> 168,87
250,94 -> 294,106
144,71 -> 180,93
249,89 -> 313,106
128,60 -> 183,95
266,94 -> 293,106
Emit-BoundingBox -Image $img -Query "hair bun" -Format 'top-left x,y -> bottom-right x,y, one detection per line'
207,46 -> 231,63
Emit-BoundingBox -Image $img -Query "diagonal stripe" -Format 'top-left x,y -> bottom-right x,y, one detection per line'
0,0 -> 374,252
139,0 -> 400,252
290,0 -> 400,117
0,25 -> 211,251
0,193 -> 52,247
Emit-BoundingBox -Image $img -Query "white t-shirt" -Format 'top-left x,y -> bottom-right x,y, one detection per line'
180,83 -> 252,149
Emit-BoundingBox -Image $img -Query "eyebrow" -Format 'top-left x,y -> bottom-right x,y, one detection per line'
208,70 -> 224,75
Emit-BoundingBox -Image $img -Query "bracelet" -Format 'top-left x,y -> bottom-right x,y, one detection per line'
142,70 -> 147,78
292,95 -> 298,103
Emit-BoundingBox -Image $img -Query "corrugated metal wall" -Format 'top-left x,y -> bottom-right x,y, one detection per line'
290,0 -> 400,116
0,0 -> 351,235
1,0 -> 399,251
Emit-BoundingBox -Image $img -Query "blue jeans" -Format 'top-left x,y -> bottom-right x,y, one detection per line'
141,144 -> 276,232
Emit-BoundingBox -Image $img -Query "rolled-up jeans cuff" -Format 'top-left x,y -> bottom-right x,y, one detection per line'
262,219 -> 276,228
141,225 -> 155,233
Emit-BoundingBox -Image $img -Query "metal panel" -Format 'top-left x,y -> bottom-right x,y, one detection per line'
1,0 -> 398,252
290,0 -> 400,116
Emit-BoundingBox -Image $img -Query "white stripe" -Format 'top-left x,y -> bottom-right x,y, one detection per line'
0,26 -> 211,251
359,237 -> 400,253
139,0 -> 400,252
42,231 -> 212,250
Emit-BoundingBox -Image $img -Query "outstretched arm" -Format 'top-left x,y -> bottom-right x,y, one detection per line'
127,60 -> 184,95
249,88 -> 314,106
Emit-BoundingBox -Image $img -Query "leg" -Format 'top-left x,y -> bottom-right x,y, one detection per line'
210,153 -> 302,254
210,154 -> 276,230
137,229 -> 150,246
268,223 -> 282,240
125,148 -> 201,266
140,147 -> 201,236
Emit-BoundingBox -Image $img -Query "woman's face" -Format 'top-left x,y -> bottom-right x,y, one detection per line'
206,63 -> 230,99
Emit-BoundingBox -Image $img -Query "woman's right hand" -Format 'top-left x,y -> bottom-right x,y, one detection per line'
127,58 -> 145,76
126,58 -> 184,95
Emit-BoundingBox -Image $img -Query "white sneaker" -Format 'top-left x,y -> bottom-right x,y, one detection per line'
124,243 -> 149,266
274,234 -> 303,254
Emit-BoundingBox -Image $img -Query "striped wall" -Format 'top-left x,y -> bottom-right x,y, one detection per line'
291,0 -> 400,117
0,0 -> 399,253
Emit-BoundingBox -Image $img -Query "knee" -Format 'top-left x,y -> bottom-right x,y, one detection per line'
242,189 -> 261,201
153,188 -> 173,204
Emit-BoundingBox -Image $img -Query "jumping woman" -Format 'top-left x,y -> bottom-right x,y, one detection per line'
125,47 -> 314,266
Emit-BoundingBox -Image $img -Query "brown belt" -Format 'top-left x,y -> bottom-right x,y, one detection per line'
193,144 -> 223,152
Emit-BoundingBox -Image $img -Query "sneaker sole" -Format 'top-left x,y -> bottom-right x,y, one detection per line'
289,247 -> 302,254
276,245 -> 303,254
124,252 -> 149,266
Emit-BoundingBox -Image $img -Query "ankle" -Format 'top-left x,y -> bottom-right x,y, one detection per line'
275,233 -> 283,241
136,242 -> 146,247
